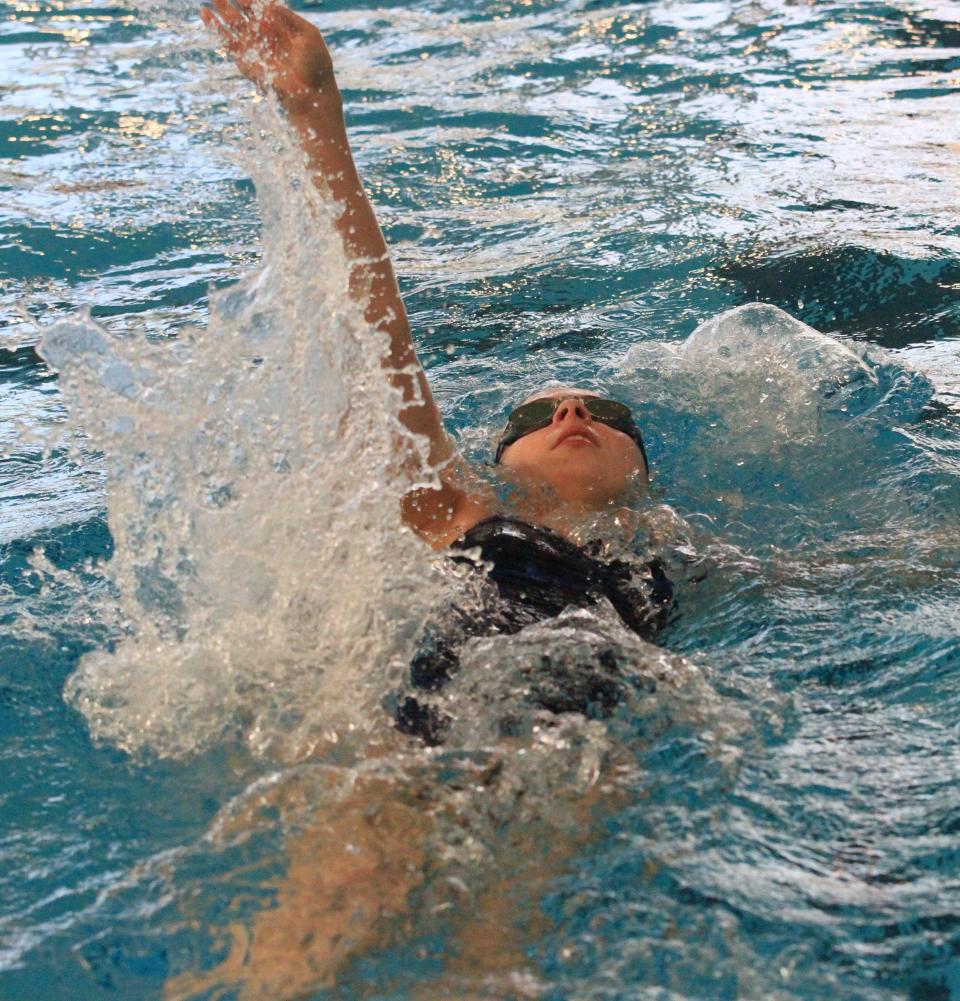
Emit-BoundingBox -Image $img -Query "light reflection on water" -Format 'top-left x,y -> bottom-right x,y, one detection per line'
1,0 -> 959,997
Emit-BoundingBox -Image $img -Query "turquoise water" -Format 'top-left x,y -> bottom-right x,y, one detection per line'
2,0 -> 960,997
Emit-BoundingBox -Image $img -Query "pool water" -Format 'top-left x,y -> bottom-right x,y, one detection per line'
2,0 -> 960,997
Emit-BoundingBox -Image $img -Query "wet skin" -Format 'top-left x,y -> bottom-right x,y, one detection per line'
199,0 -> 648,549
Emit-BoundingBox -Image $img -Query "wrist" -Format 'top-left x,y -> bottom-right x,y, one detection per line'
282,81 -> 343,122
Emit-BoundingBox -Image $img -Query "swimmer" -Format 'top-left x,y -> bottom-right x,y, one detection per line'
177,3 -> 681,996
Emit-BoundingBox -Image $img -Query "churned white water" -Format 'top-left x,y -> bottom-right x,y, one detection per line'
38,97 -> 437,761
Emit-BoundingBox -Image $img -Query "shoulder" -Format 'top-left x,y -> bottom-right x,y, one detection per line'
401,482 -> 498,550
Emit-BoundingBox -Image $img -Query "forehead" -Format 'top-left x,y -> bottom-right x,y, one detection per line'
522,386 -> 600,405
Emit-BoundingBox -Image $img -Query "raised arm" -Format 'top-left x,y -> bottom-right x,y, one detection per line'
200,0 -> 491,544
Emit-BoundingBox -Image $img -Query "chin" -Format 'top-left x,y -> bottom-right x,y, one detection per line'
548,477 -> 625,507
509,458 -> 632,507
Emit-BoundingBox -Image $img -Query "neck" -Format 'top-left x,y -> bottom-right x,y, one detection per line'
512,493 -> 639,548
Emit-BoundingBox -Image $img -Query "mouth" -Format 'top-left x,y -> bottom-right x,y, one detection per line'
552,427 -> 600,449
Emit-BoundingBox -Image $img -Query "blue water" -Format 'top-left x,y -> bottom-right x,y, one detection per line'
2,0 -> 960,997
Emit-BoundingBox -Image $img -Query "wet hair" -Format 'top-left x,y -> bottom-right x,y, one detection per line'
520,385 -> 601,405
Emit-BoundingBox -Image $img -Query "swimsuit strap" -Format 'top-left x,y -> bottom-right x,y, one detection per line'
452,516 -> 672,636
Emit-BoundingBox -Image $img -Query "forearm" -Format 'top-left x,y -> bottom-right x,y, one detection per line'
201,0 -> 486,538
286,95 -> 451,466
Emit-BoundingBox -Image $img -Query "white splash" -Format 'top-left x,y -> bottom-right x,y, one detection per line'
39,99 -> 436,761
622,302 -> 890,454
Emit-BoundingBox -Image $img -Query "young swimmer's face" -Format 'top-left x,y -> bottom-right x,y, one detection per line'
499,388 -> 649,507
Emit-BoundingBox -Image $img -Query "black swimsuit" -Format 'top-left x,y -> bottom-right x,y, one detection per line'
394,517 -> 673,745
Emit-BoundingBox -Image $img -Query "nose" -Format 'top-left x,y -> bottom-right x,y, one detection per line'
552,398 -> 591,426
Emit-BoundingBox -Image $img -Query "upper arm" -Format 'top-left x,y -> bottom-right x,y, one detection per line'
400,465 -> 496,549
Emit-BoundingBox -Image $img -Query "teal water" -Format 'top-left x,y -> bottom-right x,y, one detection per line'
2,0 -> 960,997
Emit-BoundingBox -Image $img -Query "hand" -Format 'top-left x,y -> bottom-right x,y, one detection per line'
200,0 -> 339,115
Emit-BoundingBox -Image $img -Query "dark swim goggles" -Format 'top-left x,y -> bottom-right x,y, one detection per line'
494,395 -> 649,471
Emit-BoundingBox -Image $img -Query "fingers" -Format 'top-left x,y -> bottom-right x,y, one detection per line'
271,4 -> 311,37
199,2 -> 239,48
208,0 -> 246,31
228,0 -> 304,37
200,8 -> 239,55
200,1 -> 258,80
202,0 -> 295,51
199,0 -> 310,92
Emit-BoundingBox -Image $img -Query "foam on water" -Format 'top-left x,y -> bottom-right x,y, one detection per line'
617,302 -> 938,548
622,302 -> 925,450
37,98 -> 437,761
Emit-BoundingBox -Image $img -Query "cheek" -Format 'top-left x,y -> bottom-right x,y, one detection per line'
501,430 -> 551,469
602,436 -> 645,483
